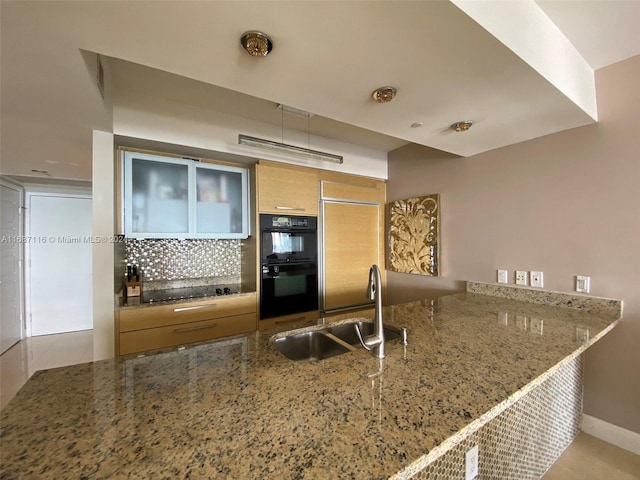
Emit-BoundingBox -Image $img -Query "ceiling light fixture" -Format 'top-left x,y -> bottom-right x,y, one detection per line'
240,31 -> 273,57
238,134 -> 343,164
372,86 -> 397,103
276,104 -> 315,119
451,120 -> 474,132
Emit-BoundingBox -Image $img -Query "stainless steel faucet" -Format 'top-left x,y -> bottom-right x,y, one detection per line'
355,264 -> 385,358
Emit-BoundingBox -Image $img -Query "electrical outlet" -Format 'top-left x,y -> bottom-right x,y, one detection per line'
515,270 -> 528,286
576,275 -> 590,293
465,445 -> 479,480
530,271 -> 543,288
497,269 -> 508,284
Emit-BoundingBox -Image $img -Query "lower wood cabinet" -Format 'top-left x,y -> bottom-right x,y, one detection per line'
117,293 -> 256,355
257,310 -> 319,331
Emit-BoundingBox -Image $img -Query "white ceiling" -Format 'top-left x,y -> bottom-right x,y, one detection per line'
1,1 -> 640,181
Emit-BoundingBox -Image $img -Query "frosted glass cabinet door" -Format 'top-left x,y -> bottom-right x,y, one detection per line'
195,164 -> 248,236
126,154 -> 191,237
123,151 -> 249,239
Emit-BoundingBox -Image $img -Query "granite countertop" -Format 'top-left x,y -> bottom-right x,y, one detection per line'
0,286 -> 620,479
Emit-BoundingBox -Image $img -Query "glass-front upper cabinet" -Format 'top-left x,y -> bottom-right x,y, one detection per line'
123,151 -> 249,239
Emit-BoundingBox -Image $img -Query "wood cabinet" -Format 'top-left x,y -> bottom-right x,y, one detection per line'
320,180 -> 385,314
257,310 -> 319,331
256,161 -> 319,215
121,150 -> 250,239
117,293 -> 256,355
253,161 -> 385,321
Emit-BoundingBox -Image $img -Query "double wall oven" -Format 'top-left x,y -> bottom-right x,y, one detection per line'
260,214 -> 318,320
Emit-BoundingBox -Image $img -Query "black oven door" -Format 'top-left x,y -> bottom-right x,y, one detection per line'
260,263 -> 318,319
260,214 -> 317,264
261,230 -> 317,264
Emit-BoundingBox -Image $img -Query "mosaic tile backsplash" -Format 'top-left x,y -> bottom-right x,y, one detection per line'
123,238 -> 241,282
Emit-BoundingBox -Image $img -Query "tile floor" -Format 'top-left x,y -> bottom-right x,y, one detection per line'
0,329 -> 93,410
1,331 -> 638,479
542,432 -> 640,480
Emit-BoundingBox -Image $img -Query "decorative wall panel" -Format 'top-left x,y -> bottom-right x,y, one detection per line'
388,194 -> 439,276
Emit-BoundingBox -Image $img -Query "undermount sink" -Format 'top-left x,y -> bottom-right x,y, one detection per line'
326,320 -> 401,346
273,321 -> 402,361
273,330 -> 351,361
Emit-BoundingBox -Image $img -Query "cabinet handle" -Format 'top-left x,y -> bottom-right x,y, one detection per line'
173,304 -> 217,313
174,322 -> 218,333
274,316 -> 306,325
275,206 -> 306,212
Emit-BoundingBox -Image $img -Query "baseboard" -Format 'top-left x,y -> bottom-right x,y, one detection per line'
582,414 -> 640,455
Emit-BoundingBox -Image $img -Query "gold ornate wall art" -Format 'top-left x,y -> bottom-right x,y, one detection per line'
388,194 -> 439,276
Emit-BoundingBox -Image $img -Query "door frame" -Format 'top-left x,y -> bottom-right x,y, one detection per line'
0,179 -> 25,349
24,187 -> 92,337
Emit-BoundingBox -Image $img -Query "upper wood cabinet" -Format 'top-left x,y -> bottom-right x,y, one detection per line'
122,151 -> 250,239
256,162 -> 319,216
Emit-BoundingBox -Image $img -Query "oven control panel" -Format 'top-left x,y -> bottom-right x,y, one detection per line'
271,216 -> 309,228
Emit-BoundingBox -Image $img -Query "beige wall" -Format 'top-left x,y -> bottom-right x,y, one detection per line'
387,54 -> 640,434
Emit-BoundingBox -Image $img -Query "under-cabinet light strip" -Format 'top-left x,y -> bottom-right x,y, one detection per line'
238,134 -> 343,164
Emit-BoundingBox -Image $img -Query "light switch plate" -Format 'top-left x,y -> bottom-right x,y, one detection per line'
576,327 -> 590,342
576,275 -> 590,293
515,270 -> 528,286
497,269 -> 508,284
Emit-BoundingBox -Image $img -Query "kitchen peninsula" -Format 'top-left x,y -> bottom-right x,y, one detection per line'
0,283 -> 621,479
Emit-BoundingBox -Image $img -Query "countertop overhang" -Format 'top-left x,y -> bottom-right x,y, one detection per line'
0,287 -> 621,479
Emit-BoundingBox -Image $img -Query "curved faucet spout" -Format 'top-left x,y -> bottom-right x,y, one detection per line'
356,265 -> 385,358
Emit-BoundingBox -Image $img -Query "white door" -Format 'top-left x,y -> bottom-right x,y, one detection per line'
28,194 -> 93,335
1,183 -> 23,353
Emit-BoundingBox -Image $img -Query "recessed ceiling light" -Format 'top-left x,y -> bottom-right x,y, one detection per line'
44,160 -> 60,164
68,162 -> 80,166
240,31 -> 273,57
372,86 -> 397,103
411,122 -> 424,128
451,120 -> 474,132
31,169 -> 51,176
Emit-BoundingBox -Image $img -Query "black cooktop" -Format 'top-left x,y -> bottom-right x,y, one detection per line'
142,285 -> 239,304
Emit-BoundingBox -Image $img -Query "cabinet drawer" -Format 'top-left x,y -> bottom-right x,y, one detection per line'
258,310 -> 319,331
119,294 -> 256,332
119,312 -> 256,355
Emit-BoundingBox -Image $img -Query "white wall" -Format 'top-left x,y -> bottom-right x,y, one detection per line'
92,130 -> 115,360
